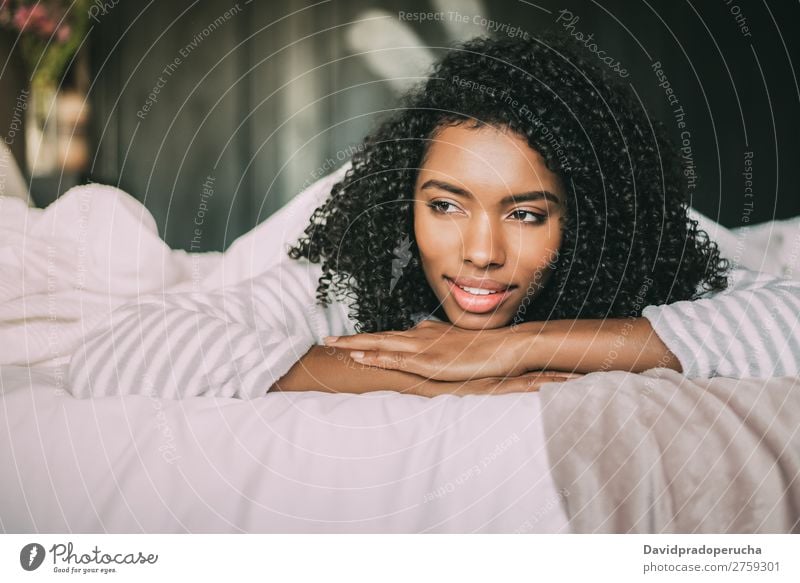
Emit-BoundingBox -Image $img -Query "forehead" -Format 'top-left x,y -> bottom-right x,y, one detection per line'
418,124 -> 563,197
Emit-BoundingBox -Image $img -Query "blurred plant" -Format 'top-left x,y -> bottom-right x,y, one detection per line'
0,0 -> 90,88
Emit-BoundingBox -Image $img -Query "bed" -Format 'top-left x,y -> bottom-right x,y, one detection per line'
1,157 -> 798,533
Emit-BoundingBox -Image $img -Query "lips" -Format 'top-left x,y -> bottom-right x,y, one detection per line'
448,276 -> 513,292
444,276 -> 516,314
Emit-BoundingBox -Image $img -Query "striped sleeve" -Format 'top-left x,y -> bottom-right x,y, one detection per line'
67,260 -> 327,399
641,268 -> 800,378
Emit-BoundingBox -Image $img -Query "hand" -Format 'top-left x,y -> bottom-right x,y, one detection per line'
407,370 -> 585,398
324,320 -> 536,382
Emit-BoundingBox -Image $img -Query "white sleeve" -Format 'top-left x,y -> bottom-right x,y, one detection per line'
642,268 -> 800,378
67,260 -> 328,399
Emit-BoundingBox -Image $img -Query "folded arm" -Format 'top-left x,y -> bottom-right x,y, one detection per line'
641,267 -> 800,378
515,317 -> 681,375
270,344 -> 582,396
325,317 -> 678,380
270,345 -> 433,394
522,267 -> 800,378
67,261 -> 324,399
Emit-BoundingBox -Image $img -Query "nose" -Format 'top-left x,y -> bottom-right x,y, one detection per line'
461,213 -> 506,269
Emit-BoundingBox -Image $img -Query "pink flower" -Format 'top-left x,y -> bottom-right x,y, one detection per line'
12,5 -> 34,32
31,5 -> 57,37
55,22 -> 70,42
13,4 -> 61,40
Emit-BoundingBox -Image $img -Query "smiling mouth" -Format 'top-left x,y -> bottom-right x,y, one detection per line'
444,277 -> 517,314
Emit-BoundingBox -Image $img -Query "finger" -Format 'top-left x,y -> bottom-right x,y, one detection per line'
324,332 -> 413,351
526,376 -> 578,389
490,375 -> 576,395
323,332 -> 383,345
533,370 -> 585,379
348,350 -> 413,372
530,375 -> 574,385
349,351 -> 472,383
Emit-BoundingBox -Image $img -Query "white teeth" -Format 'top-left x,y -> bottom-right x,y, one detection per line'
457,284 -> 499,295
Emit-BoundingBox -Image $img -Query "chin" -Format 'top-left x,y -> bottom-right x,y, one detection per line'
444,308 -> 511,330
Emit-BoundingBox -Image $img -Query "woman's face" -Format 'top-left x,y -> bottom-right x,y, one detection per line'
414,124 -> 566,330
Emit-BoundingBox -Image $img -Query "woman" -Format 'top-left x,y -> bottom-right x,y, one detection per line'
68,34 -> 800,399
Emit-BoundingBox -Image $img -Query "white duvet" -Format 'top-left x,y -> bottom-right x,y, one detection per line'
1,364 -> 568,533
0,159 -> 798,532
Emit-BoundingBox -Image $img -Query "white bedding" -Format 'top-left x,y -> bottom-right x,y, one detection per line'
0,364 -> 569,533
1,160 -> 798,532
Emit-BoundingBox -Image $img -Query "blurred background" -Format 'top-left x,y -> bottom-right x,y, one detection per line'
1,0 -> 798,251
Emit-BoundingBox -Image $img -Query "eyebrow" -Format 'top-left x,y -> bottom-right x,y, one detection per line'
420,179 -> 562,207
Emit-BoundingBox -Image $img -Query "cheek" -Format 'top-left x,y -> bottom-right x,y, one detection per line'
414,211 -> 461,267
510,224 -> 563,284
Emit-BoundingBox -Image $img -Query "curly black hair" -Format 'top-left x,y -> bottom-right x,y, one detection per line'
288,33 -> 729,333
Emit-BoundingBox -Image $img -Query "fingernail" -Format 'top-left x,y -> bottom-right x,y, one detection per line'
324,336 -> 339,344
350,351 -> 364,359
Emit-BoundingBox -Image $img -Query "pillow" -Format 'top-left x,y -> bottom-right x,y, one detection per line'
201,162 -> 351,289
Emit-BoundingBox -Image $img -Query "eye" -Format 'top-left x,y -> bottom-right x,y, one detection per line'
427,200 -> 461,214
510,209 -> 547,224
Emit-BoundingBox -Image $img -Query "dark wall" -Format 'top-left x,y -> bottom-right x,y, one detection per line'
0,28 -> 28,172
88,0 -> 800,252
